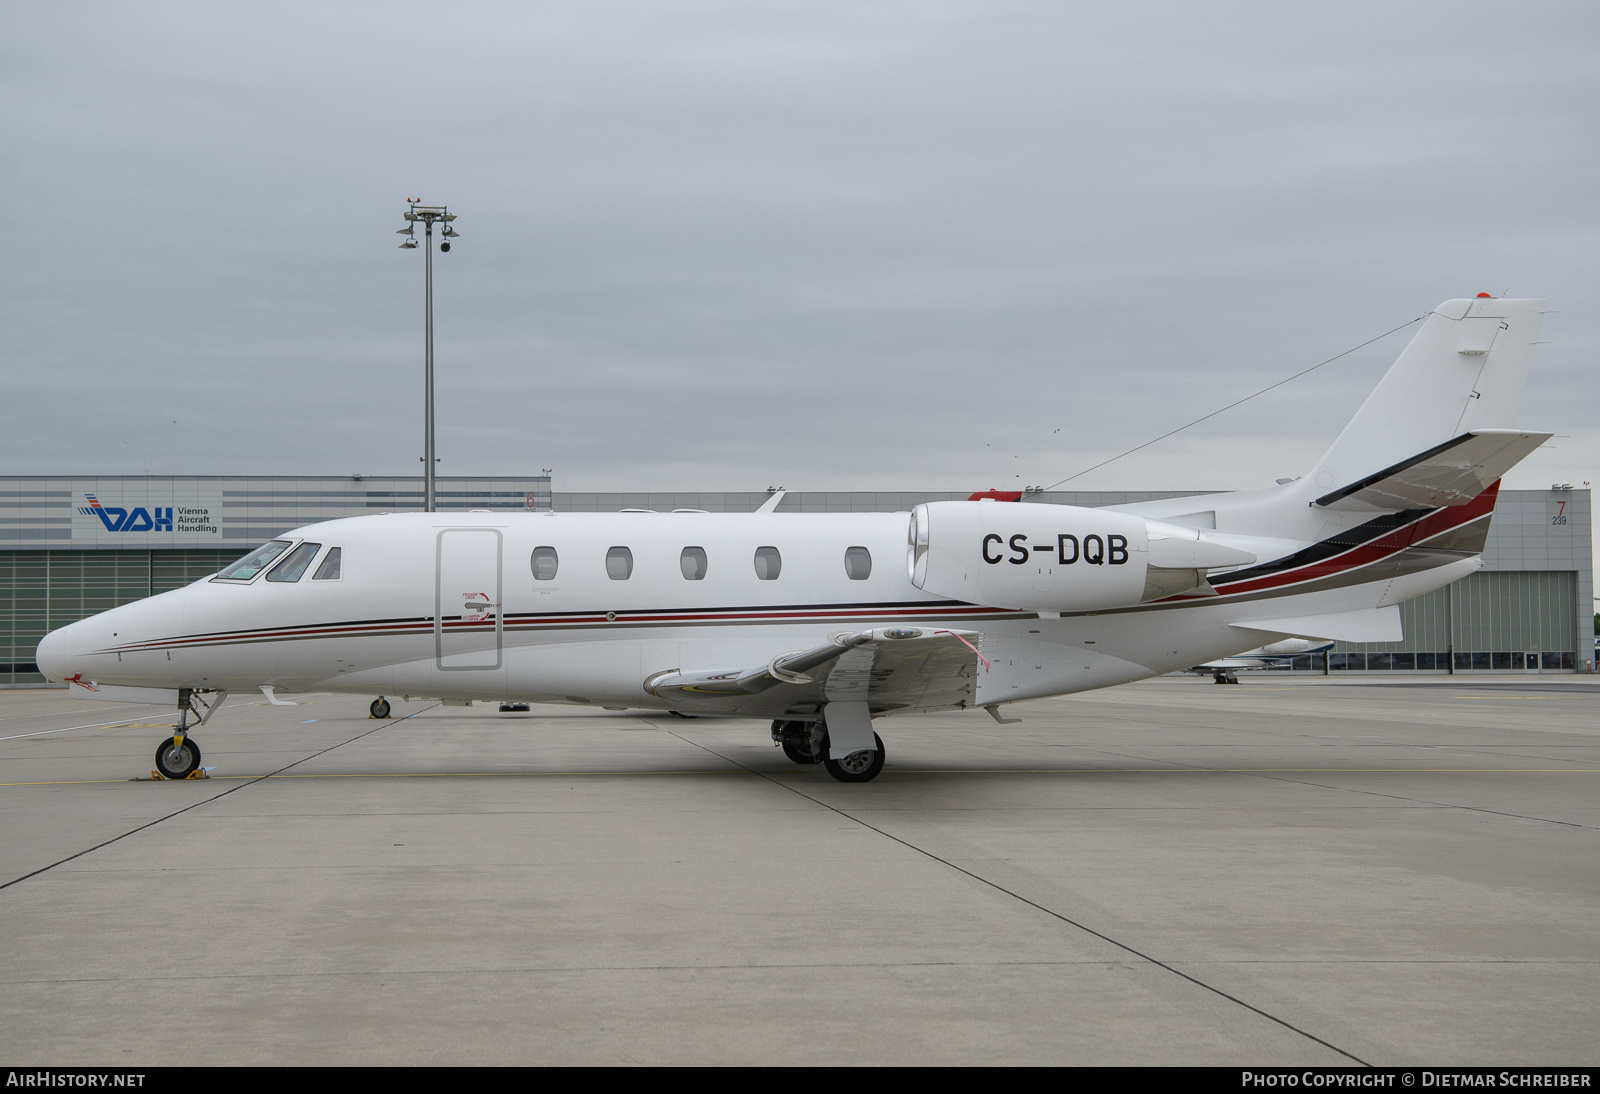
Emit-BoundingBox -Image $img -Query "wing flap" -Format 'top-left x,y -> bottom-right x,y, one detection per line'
645,627 -> 981,716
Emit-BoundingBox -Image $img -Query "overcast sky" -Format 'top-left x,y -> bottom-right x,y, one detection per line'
3,1 -> 1596,498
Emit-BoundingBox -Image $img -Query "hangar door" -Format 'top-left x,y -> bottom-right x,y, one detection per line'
436,528 -> 503,671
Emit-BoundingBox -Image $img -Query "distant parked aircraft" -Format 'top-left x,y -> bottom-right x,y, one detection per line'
1190,638 -> 1336,684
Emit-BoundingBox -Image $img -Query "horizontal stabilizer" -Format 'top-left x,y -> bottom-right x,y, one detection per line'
1314,429 -> 1550,512
1229,606 -> 1402,643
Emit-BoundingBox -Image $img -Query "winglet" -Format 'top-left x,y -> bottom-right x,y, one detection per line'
755,489 -> 787,514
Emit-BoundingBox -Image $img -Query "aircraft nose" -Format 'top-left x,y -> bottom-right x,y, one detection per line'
35,615 -> 107,683
35,625 -> 69,682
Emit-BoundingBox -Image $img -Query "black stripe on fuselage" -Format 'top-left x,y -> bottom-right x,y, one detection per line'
1207,507 -> 1434,588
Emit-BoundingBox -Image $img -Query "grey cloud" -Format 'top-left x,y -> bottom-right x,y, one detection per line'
2,1 -> 1595,500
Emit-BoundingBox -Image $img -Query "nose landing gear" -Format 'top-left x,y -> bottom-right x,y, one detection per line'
151,687 -> 225,780
370,697 -> 392,719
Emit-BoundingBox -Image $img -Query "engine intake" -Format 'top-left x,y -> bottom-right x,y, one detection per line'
908,502 -> 1256,612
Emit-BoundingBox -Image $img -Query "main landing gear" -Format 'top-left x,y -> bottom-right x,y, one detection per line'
771,719 -> 886,782
773,719 -> 826,765
153,687 -> 225,780
1211,670 -> 1240,685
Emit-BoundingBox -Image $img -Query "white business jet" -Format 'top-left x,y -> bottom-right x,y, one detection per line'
37,296 -> 1550,782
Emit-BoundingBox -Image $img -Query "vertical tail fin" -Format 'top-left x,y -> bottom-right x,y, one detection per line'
1306,297 -> 1546,500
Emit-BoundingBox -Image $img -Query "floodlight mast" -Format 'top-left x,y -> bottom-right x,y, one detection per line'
396,200 -> 460,513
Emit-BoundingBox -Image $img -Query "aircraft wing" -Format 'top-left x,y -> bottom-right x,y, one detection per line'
644,627 -> 982,718
1314,429 -> 1551,512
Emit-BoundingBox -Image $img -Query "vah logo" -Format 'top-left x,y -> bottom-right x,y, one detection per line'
77,494 -> 172,532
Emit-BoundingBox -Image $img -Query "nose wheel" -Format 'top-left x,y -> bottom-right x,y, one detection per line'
155,735 -> 202,780
370,697 -> 392,718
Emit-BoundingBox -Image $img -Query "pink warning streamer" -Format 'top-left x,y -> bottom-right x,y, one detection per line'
935,630 -> 991,673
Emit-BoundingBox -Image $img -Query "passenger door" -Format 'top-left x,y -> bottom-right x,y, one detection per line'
436,528 -> 503,671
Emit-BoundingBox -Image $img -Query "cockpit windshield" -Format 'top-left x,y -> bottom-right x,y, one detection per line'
266,542 -> 322,582
213,540 -> 293,582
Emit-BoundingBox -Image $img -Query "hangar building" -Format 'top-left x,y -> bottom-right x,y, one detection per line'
0,475 -> 1590,686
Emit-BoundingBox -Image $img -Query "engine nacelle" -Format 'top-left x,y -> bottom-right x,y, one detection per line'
907,501 -> 1257,613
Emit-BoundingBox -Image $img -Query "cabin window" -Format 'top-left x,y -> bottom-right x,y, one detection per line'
531,546 -> 559,581
312,547 -> 342,580
213,540 -> 292,582
266,542 -> 322,583
680,547 -> 708,580
753,546 -> 781,580
844,546 -> 872,580
606,546 -> 633,580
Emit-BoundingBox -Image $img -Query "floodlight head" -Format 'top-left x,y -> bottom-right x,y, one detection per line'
441,226 -> 459,237
399,238 -> 418,249
395,227 -> 415,235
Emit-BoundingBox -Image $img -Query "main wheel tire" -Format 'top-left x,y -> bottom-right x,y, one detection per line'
774,719 -> 826,764
824,732 -> 885,783
370,698 -> 392,719
155,737 -> 202,780
782,740 -> 825,765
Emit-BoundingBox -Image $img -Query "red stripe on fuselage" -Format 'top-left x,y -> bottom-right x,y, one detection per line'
1200,484 -> 1498,599
94,603 -> 1020,654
